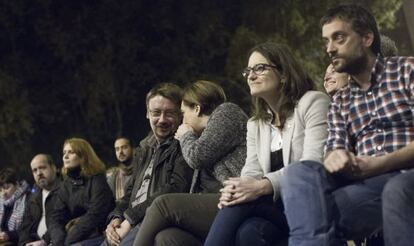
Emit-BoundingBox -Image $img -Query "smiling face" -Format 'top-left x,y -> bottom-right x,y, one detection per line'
147,95 -> 180,143
322,18 -> 372,75
246,51 -> 282,100
324,64 -> 349,96
62,144 -> 82,169
30,155 -> 57,190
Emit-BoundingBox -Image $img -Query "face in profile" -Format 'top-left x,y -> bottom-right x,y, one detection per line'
147,95 -> 180,142
246,51 -> 282,100
62,144 -> 82,169
114,138 -> 133,164
322,18 -> 369,74
181,102 -> 203,134
30,155 -> 57,190
324,64 -> 349,96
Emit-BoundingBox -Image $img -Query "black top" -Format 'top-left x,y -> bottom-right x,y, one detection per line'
270,149 -> 284,172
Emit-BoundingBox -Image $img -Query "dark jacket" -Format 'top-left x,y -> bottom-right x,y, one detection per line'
18,179 -> 61,246
49,173 -> 115,246
108,133 -> 193,226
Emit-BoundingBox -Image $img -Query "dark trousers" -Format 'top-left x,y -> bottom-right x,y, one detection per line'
204,196 -> 289,246
133,193 -> 219,246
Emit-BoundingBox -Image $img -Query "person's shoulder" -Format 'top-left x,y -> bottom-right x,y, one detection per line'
385,56 -> 414,67
298,90 -> 330,109
106,166 -> 119,177
215,102 -> 244,113
214,102 -> 248,119
87,173 -> 108,184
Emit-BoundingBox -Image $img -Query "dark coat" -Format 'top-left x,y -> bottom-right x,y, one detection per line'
49,173 -> 115,246
108,133 -> 193,226
18,180 -> 61,246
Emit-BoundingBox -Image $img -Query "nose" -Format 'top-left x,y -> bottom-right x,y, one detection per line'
158,112 -> 167,122
247,71 -> 257,81
326,40 -> 336,54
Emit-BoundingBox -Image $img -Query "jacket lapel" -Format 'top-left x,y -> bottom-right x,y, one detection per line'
282,115 -> 295,165
258,120 -> 271,173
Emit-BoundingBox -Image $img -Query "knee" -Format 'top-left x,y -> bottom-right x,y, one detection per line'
150,194 -> 176,213
154,230 -> 170,246
236,217 -> 281,246
382,174 -> 411,207
282,161 -> 322,186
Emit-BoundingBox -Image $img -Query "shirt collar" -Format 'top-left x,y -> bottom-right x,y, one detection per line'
348,54 -> 384,92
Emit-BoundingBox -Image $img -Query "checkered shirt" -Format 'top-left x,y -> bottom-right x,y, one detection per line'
325,56 -> 414,156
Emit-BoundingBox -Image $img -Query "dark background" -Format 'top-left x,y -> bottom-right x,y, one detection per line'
0,0 -> 411,182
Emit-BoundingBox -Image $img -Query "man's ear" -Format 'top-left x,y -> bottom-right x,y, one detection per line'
362,32 -> 374,49
195,105 -> 201,116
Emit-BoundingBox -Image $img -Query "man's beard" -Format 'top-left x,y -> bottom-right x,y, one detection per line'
37,179 -> 53,190
335,53 -> 368,75
121,157 -> 132,166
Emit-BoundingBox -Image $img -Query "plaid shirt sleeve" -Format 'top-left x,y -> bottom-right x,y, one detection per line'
407,58 -> 414,98
325,97 -> 350,154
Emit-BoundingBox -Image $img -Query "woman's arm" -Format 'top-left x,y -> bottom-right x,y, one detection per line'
180,103 -> 248,170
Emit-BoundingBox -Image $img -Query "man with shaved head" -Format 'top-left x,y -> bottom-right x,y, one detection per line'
19,154 -> 61,246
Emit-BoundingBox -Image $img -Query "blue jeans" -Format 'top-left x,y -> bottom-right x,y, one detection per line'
280,161 -> 398,246
71,236 -> 104,246
204,196 -> 288,246
382,169 -> 414,246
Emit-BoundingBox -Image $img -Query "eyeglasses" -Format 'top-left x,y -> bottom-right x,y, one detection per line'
148,109 -> 180,119
242,63 -> 278,78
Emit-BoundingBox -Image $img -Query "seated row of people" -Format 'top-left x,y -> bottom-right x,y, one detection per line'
0,4 -> 412,246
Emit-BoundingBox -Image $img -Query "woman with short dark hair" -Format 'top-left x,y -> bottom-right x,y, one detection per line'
0,168 -> 30,245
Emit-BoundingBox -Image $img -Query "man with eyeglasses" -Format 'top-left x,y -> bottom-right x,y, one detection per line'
103,83 -> 193,246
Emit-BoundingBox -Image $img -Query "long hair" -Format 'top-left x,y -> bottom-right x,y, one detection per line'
182,80 -> 227,116
320,4 -> 381,55
249,42 -> 314,128
62,138 -> 106,177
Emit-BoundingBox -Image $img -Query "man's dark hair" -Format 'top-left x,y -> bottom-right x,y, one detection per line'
115,136 -> 133,147
145,83 -> 183,109
0,168 -> 19,186
320,4 -> 381,55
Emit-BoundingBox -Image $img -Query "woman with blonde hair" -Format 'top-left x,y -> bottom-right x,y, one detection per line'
49,138 -> 115,246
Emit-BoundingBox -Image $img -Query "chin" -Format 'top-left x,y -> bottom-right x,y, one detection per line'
250,90 -> 261,97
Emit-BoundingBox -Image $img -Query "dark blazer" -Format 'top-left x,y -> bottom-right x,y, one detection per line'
18,180 -> 61,246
